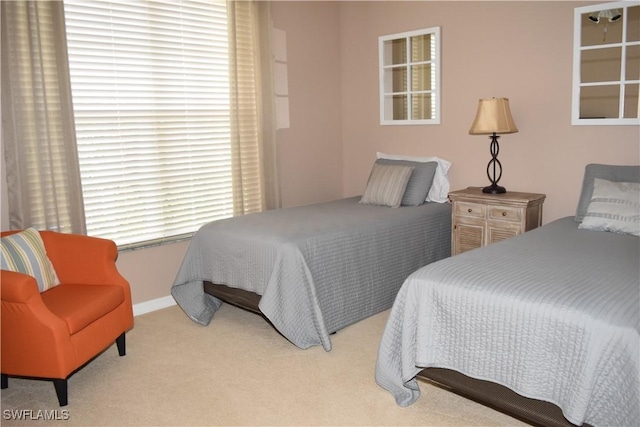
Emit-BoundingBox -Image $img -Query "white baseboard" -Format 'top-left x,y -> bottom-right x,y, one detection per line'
133,295 -> 176,317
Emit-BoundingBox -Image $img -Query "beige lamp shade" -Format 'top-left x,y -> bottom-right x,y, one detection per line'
469,98 -> 518,135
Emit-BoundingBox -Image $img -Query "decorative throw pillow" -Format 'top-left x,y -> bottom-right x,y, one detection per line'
1,228 -> 60,292
376,152 -> 452,203
578,178 -> 640,236
574,164 -> 640,222
375,159 -> 437,206
360,164 -> 414,208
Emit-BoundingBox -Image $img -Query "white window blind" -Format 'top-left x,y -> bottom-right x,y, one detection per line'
63,0 -> 235,249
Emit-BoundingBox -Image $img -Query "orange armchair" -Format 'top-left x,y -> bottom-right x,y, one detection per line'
1,230 -> 134,406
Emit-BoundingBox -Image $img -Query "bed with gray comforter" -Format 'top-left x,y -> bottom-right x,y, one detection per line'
172,196 -> 451,351
375,164 -> 639,426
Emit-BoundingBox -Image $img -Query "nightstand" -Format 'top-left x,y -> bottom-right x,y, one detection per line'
448,187 -> 546,256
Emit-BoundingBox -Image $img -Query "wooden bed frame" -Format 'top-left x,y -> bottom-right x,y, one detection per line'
203,280 -> 584,427
417,369 -> 584,427
203,281 -> 262,315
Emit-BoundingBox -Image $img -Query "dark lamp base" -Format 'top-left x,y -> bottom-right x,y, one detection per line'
483,185 -> 506,194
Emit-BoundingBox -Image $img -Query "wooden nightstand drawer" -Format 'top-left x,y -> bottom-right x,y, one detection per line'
449,187 -> 545,256
455,202 -> 486,219
488,206 -> 521,222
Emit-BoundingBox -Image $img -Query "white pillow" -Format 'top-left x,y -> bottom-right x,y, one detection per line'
578,178 -> 640,236
377,152 -> 451,203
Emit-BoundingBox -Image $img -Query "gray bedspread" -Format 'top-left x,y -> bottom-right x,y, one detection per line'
375,216 -> 639,426
172,196 -> 451,350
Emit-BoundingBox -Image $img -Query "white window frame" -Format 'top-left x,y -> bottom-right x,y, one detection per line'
379,27 -> 441,126
572,1 -> 640,125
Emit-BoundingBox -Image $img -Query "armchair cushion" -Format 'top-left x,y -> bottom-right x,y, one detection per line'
41,284 -> 125,335
1,228 -> 60,292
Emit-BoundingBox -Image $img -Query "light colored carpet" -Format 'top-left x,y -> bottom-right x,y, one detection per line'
1,304 -> 528,426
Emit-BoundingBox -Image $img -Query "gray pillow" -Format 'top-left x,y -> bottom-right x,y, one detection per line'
375,158 -> 437,206
360,164 -> 414,208
575,164 -> 640,222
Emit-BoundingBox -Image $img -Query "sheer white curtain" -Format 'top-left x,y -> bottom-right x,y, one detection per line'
228,0 -> 280,214
1,1 -> 86,234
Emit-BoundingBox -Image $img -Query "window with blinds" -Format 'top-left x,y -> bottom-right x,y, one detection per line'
63,0 -> 235,249
379,27 -> 441,125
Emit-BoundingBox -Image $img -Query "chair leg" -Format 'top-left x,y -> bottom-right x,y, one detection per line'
1,373 -> 8,389
53,379 -> 68,407
116,332 -> 126,356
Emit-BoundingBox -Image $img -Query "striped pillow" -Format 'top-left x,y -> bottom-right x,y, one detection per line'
1,228 -> 60,292
578,178 -> 640,236
375,159 -> 437,206
360,164 -> 414,208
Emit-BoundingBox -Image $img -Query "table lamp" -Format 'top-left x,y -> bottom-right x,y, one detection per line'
469,97 -> 518,194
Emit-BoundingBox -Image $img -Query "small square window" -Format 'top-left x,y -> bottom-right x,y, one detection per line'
379,27 -> 441,125
573,2 -> 640,125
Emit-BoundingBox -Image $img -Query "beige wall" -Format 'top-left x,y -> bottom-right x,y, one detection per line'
272,1 -> 344,207
2,1 -> 639,307
339,1 -> 639,224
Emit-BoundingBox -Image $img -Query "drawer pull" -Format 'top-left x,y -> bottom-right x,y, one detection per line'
502,211 -> 507,216
468,208 -> 473,213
